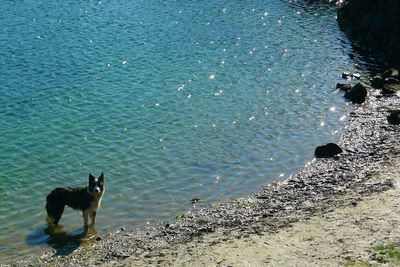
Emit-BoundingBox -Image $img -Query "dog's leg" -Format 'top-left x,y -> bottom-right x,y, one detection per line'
90,211 -> 96,226
83,210 -> 89,230
46,203 -> 64,226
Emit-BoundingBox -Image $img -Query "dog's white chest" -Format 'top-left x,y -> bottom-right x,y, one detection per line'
89,194 -> 103,212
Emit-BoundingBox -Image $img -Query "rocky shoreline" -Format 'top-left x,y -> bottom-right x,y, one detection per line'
8,2 -> 400,266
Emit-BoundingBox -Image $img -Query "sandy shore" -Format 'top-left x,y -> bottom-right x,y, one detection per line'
8,69 -> 400,267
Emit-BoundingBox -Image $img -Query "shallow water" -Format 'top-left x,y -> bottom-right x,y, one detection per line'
0,0 -> 377,262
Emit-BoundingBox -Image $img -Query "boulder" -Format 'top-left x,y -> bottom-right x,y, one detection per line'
387,110 -> 400,125
315,143 -> 343,158
336,83 -> 352,91
344,83 -> 367,104
370,75 -> 383,88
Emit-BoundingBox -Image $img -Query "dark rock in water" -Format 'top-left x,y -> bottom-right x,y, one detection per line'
387,110 -> 400,125
370,76 -> 383,89
384,77 -> 400,85
341,72 -> 351,79
344,83 -> 367,104
336,83 -> 352,91
96,236 -> 102,241
352,73 -> 361,79
382,68 -> 399,79
382,84 -> 400,95
191,197 -> 201,204
315,143 -> 343,158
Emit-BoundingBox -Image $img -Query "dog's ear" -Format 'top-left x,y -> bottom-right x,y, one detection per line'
89,173 -> 95,182
99,172 -> 104,183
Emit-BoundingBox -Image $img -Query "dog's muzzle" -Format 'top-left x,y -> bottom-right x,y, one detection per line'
94,186 -> 101,193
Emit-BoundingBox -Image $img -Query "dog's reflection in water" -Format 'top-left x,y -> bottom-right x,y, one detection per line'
44,223 -> 99,256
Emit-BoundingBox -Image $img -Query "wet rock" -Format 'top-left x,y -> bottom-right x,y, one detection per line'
341,72 -> 351,79
352,73 -> 361,79
387,110 -> 400,125
314,143 -> 343,158
344,83 -> 367,104
370,76 -> 383,89
382,68 -> 399,79
191,197 -> 201,204
384,77 -> 400,85
336,83 -> 352,91
96,236 -> 102,241
382,84 -> 400,95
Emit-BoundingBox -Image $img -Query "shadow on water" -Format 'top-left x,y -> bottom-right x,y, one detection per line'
289,0 -> 383,73
26,224 -> 99,257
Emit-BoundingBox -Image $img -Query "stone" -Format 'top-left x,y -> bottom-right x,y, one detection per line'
191,197 -> 200,204
344,83 -> 367,104
382,68 -> 399,79
315,143 -> 343,158
382,84 -> 400,95
387,110 -> 400,125
384,77 -> 400,85
336,83 -> 352,91
341,72 -> 351,79
370,76 -> 383,88
352,73 -> 361,79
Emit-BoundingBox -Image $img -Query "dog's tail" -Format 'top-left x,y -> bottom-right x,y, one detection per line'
46,188 -> 67,225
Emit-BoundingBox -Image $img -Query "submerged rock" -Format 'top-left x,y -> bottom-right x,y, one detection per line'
387,110 -> 400,125
336,83 -> 352,91
344,83 -> 367,104
315,143 -> 343,158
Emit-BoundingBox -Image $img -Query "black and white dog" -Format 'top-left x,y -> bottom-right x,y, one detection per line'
46,173 -> 105,229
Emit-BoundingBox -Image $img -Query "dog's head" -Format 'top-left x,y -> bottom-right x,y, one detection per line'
88,173 -> 105,195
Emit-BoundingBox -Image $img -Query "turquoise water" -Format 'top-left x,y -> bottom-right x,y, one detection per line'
0,0 -> 373,261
